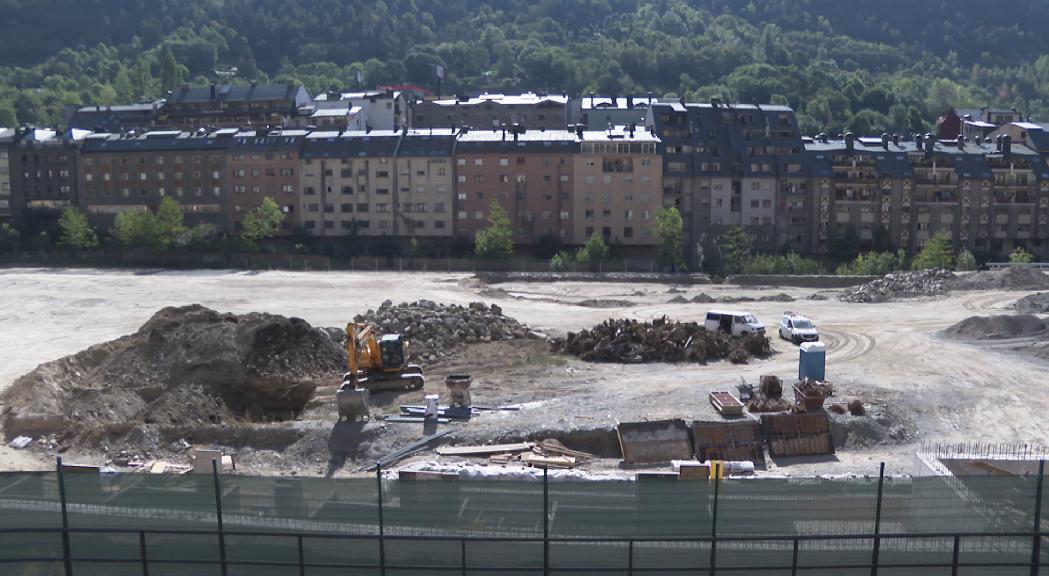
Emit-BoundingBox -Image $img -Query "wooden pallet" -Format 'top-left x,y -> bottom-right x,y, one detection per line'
709,391 -> 744,416
762,413 -> 835,457
693,421 -> 764,464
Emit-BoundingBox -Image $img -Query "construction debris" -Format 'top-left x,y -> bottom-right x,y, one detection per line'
746,376 -> 791,413
944,314 -> 1048,340
354,300 -> 533,360
847,400 -> 866,416
949,267 -> 1049,291
839,269 -> 954,303
1014,292 -> 1049,313
554,317 -> 771,364
8,436 -> 32,449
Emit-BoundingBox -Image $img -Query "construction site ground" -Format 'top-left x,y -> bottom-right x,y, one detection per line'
1,267 -> 1047,478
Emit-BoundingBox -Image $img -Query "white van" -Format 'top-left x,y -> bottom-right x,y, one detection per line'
779,312 -> 820,344
705,310 -> 766,337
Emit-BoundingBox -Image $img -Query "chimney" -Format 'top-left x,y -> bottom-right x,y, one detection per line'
210,84 -> 217,100
629,123 -> 636,137
845,132 -> 855,152
501,127 -> 506,141
916,134 -> 924,151
956,135 -> 964,150
626,96 -> 634,109
513,129 -> 519,142
892,133 -> 900,147
881,133 -> 890,150
996,134 -> 1003,152
575,124 -> 584,139
1003,134 -> 1012,156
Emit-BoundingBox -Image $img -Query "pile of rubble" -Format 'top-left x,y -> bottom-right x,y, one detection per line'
354,300 -> 533,360
1014,292 -> 1049,313
667,293 -> 795,305
839,269 -> 954,303
553,316 -> 771,364
950,267 -> 1049,291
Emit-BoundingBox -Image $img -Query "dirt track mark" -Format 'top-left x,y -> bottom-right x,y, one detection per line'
818,328 -> 877,363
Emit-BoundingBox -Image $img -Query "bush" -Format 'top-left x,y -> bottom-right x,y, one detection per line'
0,223 -> 20,254
1009,246 -> 1034,264
549,250 -> 572,271
836,251 -> 904,276
912,233 -> 954,270
742,252 -> 823,275
955,249 -> 977,271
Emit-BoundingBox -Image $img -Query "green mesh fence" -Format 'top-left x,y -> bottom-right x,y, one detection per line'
0,469 -> 1045,575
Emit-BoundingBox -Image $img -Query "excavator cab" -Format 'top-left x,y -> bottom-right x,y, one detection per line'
378,334 -> 406,371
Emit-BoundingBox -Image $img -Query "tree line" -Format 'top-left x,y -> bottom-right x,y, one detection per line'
3,0 -> 1049,136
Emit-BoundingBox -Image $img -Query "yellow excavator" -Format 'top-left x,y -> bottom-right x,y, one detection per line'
342,322 -> 425,391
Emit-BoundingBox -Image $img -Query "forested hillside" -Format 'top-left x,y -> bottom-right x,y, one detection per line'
3,0 -> 1049,135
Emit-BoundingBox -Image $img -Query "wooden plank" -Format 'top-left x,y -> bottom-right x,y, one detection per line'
762,413 -> 834,457
693,421 -> 764,463
437,442 -> 536,457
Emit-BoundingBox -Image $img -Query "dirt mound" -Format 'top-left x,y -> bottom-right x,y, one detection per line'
1,305 -> 344,446
950,267 -> 1049,291
354,300 -> 533,360
576,299 -> 634,308
839,269 -> 954,303
1013,292 -> 1049,313
943,314 -> 1049,340
553,316 -> 771,364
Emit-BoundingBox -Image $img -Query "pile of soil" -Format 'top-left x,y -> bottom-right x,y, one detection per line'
1013,292 -> 1049,313
1,305 -> 345,448
668,293 -> 795,305
943,314 -> 1049,340
553,316 -> 771,364
950,268 -> 1049,291
576,299 -> 635,308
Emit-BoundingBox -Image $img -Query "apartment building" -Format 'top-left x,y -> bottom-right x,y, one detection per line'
650,101 -> 805,261
7,127 -> 84,230
414,93 -> 569,130
391,129 -> 458,237
312,90 -> 411,131
454,128 -> 579,245
67,102 -> 163,133
0,128 -> 13,224
574,126 -> 662,245
157,83 -> 311,129
805,133 -> 1049,259
571,96 -> 659,130
77,130 -> 230,229
227,129 -> 308,234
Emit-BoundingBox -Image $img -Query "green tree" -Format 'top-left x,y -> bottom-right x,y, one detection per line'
836,251 -> 903,276
744,252 -> 822,275
1009,246 -> 1035,264
159,46 -> 183,91
57,207 -> 99,249
474,200 -> 513,259
113,210 -> 164,248
955,249 -> 977,271
575,233 -> 610,266
719,226 -> 753,275
912,233 -> 954,270
155,197 -> 185,248
240,197 -> 285,249
654,207 -> 685,271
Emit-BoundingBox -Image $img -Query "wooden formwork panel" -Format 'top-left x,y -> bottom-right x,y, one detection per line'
693,421 -> 765,464
617,419 -> 694,464
762,413 -> 835,458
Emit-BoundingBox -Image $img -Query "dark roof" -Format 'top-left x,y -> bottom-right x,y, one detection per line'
80,131 -> 231,153
396,129 -> 459,156
456,129 -> 581,153
169,84 -> 310,107
68,102 -> 161,132
301,130 -> 402,159
230,129 -> 308,152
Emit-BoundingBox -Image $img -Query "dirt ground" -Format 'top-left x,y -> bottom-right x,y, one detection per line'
1,267 -> 1047,478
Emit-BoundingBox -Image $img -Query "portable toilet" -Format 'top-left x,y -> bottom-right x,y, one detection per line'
799,341 -> 827,381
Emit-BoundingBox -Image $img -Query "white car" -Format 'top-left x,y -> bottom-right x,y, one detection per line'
779,312 -> 819,344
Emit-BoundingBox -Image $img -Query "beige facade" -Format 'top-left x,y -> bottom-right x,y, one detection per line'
573,131 -> 662,245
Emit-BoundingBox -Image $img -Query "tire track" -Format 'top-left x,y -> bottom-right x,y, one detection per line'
817,328 -> 877,363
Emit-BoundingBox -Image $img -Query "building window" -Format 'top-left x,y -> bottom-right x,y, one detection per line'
475,210 -> 484,220
342,186 -> 353,194
282,185 -> 295,193
624,226 -> 634,238
474,158 -> 484,167
357,203 -> 369,213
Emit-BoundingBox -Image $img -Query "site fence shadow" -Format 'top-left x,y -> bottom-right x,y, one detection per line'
0,461 -> 1045,576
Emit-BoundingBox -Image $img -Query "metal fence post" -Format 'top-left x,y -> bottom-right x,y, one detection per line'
951,535 -> 960,576
139,531 -> 149,576
377,463 -> 386,576
460,537 -> 467,576
791,538 -> 799,576
1033,460 -> 1045,576
627,540 -> 634,576
212,459 -> 228,576
711,472 -> 720,576
56,457 -> 73,576
297,535 -> 305,576
871,462 -> 885,576
543,466 -> 550,576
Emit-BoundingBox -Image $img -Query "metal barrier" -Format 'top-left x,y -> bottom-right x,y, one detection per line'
0,459 -> 1045,575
